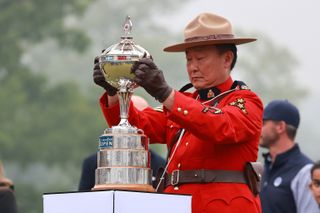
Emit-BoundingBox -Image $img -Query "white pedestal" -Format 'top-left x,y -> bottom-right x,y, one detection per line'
43,190 -> 192,213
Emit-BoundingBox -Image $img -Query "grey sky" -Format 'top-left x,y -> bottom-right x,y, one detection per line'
158,0 -> 320,94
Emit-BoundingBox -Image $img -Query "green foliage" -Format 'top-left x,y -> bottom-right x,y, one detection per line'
0,0 -> 92,74
0,1 -> 97,212
17,0 -> 188,93
0,1 -> 188,212
0,0 -> 90,43
0,69 -> 105,212
0,70 -> 103,164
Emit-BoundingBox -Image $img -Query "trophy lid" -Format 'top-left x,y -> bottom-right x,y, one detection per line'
99,16 -> 150,89
101,16 -> 150,59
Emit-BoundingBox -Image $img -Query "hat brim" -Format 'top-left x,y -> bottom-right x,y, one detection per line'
163,38 -> 256,52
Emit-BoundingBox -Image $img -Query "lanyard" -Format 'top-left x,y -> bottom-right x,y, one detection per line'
156,128 -> 185,191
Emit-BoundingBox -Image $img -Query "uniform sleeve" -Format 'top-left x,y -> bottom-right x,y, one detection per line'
99,92 -> 168,144
166,90 -> 263,144
128,106 -> 168,144
291,164 -> 319,213
99,92 -> 121,127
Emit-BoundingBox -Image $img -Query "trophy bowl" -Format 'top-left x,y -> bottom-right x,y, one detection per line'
99,45 -> 150,89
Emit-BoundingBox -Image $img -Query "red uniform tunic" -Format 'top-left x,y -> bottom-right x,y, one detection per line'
100,77 -> 263,213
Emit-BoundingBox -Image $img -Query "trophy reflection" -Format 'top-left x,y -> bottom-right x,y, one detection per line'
92,16 -> 154,192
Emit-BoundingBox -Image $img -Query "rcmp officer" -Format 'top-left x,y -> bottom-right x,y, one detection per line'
94,12 -> 263,213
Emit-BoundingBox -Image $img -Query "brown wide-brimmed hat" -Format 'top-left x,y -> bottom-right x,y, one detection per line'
164,12 -> 256,52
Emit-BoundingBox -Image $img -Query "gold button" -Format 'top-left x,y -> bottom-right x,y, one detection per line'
178,163 -> 181,168
183,110 -> 188,115
186,142 -> 189,146
177,107 -> 182,112
174,186 -> 179,190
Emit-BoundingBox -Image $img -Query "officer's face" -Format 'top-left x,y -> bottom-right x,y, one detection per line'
259,120 -> 280,148
310,169 -> 320,205
185,45 -> 232,90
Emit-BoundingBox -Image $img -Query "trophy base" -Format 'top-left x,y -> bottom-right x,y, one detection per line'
91,184 -> 155,192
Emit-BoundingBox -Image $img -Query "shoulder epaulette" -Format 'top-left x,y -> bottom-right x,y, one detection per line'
153,105 -> 164,112
235,80 -> 250,90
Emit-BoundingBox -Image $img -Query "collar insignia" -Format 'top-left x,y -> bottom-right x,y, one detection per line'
199,87 -> 221,100
207,89 -> 215,98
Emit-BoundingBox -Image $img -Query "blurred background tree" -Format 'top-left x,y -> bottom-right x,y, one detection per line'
0,0 -> 185,212
0,0 -> 310,212
0,0 -> 98,212
236,31 -> 307,104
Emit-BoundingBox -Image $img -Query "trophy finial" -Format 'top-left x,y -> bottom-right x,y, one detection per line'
123,16 -> 133,37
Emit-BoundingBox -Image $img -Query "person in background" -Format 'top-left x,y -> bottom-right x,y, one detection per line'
78,95 -> 166,190
259,99 -> 318,212
0,161 -> 18,213
309,161 -> 320,208
94,12 -> 263,212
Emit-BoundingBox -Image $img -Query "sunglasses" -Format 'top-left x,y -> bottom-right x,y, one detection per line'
311,179 -> 320,188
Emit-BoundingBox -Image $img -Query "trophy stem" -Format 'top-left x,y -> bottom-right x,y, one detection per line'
117,78 -> 134,128
118,90 -> 132,127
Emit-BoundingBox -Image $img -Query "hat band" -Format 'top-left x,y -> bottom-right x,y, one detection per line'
185,34 -> 234,42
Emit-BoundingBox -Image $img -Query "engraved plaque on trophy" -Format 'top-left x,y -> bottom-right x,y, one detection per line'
92,16 -> 154,192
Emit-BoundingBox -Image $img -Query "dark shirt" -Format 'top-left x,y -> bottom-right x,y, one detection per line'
260,144 -> 315,213
0,188 -> 18,213
78,149 -> 166,190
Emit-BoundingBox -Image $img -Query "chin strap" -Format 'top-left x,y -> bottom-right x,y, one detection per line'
178,83 -> 193,92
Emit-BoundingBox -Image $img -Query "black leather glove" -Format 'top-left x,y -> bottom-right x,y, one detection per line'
93,56 -> 118,96
131,58 -> 172,103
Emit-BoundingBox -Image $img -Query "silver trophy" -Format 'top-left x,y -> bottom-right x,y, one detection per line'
92,16 -> 154,192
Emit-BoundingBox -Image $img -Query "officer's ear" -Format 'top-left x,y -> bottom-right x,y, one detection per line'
274,121 -> 286,134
